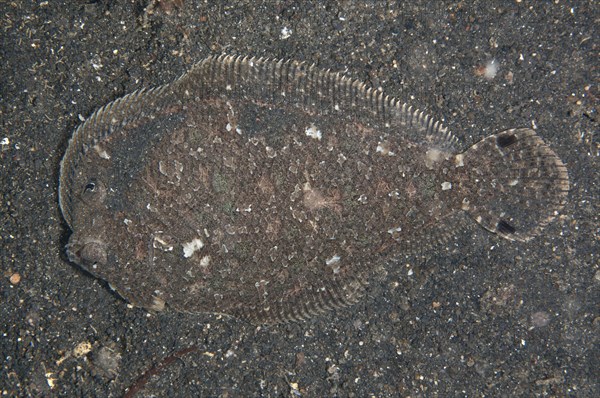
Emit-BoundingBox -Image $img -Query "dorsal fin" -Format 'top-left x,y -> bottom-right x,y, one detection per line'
183,54 -> 459,150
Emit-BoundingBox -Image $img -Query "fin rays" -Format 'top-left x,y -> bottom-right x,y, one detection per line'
186,54 -> 458,151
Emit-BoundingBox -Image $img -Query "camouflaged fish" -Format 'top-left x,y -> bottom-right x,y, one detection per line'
59,55 -> 569,324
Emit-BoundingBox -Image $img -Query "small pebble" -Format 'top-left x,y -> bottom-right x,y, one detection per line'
531,311 -> 551,328
9,273 -> 21,285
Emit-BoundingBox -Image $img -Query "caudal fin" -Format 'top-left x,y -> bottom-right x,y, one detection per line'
461,128 -> 569,242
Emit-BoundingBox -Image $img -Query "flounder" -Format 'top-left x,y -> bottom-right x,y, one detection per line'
59,55 -> 569,324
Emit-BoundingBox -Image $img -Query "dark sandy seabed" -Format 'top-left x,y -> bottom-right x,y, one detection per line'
1,1 -> 598,397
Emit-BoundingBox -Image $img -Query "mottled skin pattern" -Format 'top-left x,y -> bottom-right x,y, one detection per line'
60,55 -> 569,324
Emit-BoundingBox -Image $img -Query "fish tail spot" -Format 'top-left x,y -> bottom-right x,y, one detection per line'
496,220 -> 516,235
496,133 -> 517,148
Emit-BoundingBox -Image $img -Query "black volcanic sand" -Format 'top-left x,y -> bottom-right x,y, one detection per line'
1,1 -> 598,396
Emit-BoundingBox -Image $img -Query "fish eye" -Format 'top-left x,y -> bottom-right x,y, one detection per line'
81,178 -> 106,203
80,242 -> 108,269
84,182 -> 96,192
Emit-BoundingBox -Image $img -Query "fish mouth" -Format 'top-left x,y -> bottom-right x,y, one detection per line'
66,238 -> 108,272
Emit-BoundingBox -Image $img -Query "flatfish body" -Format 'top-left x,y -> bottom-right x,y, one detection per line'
59,55 -> 569,324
